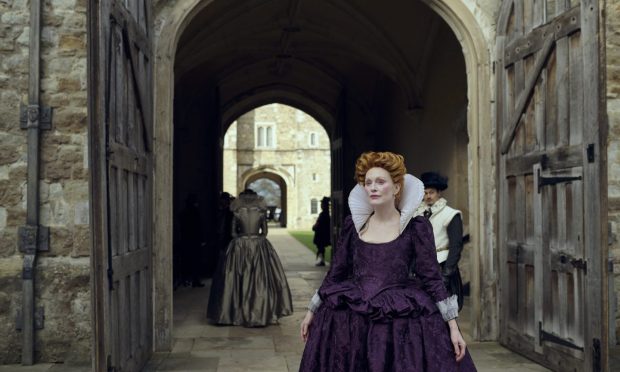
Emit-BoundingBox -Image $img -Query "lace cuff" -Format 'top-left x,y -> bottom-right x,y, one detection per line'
307,290 -> 322,313
436,294 -> 458,321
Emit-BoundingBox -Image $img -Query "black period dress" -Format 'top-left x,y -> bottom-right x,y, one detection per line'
207,194 -> 293,327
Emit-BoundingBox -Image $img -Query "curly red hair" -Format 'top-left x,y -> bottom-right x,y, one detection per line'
355,151 -> 407,202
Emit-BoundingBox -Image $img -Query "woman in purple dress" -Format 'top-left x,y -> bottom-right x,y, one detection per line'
299,151 -> 476,371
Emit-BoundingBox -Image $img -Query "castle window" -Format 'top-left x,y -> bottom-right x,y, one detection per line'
309,132 -> 318,147
311,198 -> 318,214
256,122 -> 275,148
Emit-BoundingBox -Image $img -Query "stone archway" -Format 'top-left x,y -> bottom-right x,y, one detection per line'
152,0 -> 496,350
243,168 -> 290,228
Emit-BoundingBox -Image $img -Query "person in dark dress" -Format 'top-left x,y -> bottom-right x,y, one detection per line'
207,189 -> 293,327
299,151 -> 476,371
312,197 -> 331,266
415,172 -> 465,311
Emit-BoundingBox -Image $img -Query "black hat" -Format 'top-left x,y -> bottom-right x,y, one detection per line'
420,172 -> 448,191
321,196 -> 330,203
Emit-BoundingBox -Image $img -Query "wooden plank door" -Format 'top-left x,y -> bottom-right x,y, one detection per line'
89,0 -> 153,370
496,0 -> 606,370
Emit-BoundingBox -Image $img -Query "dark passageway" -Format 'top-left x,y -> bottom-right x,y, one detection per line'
171,0 -> 470,294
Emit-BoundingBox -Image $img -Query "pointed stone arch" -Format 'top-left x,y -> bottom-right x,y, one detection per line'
242,167 -> 291,228
221,86 -> 337,137
151,0 -> 496,350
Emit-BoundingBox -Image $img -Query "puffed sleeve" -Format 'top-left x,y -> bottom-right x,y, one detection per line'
307,215 -> 355,312
410,216 -> 459,321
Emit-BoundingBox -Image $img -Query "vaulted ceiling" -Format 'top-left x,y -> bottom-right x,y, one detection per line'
174,0 -> 455,128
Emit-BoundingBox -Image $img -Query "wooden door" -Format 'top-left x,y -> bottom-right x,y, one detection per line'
496,0 -> 606,370
89,0 -> 153,370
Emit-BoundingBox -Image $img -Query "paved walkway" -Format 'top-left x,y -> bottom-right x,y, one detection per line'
143,228 -> 550,372
1,227 -> 553,371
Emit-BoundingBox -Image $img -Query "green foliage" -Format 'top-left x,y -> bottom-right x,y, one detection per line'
288,230 -> 332,263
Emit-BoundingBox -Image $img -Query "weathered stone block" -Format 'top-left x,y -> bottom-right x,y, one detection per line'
43,132 -> 72,147
8,163 -> 26,180
41,26 -> 60,48
48,227 -> 73,256
40,199 -> 70,227
43,14 -> 64,28
46,92 -> 70,107
71,166 -> 88,180
71,225 -> 90,257
42,159 -> 72,183
58,146 -> 83,165
64,180 -> 88,200
32,259 -> 91,363
0,38 -> 15,52
0,11 -> 27,26
0,207 -> 7,230
0,147 -> 25,168
52,107 -> 87,132
0,134 -> 24,165
0,179 -> 23,206
0,230 -> 17,257
58,77 -> 81,92
73,201 -> 89,226
6,207 -> 26,228
58,34 -> 85,54
0,269 -> 21,364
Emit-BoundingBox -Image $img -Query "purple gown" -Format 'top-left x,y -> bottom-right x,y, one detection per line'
299,216 -> 477,372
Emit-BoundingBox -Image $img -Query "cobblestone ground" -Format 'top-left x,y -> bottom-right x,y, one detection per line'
1,227 -> 557,371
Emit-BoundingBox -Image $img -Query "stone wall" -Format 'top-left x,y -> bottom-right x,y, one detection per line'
0,0 -> 91,363
224,104 -> 331,229
606,0 -> 620,345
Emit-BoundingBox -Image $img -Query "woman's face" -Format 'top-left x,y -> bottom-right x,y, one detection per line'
364,167 -> 400,207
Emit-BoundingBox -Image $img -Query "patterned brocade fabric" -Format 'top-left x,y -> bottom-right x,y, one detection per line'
309,291 -> 458,321
299,216 -> 476,371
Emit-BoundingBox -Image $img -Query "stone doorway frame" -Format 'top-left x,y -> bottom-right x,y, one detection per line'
151,0 -> 495,350
243,168 -> 291,228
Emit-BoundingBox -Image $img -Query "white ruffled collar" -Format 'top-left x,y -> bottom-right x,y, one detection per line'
414,197 -> 448,217
348,174 -> 425,234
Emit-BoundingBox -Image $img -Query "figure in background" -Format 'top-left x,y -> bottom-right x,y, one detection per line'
312,197 -> 331,266
179,194 -> 205,287
299,151 -> 476,371
217,192 -> 234,254
415,172 -> 465,311
207,188 -> 293,327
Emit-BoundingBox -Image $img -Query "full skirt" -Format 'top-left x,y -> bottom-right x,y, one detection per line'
207,235 -> 293,327
299,303 -> 477,372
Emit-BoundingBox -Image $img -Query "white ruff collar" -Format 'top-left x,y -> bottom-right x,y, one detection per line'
348,174 -> 424,234
415,197 -> 448,217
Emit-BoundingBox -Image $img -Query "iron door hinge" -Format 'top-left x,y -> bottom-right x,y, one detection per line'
537,168 -> 582,193
559,254 -> 587,274
539,322 -> 584,351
